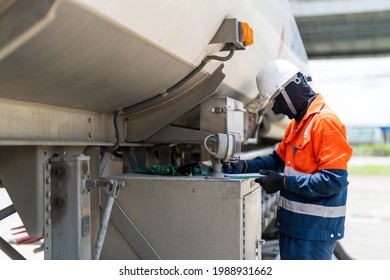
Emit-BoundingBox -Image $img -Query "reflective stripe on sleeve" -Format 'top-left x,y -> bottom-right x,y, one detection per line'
278,196 -> 346,218
284,166 -> 309,176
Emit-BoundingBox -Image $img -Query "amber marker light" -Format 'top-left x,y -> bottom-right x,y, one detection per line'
241,22 -> 254,46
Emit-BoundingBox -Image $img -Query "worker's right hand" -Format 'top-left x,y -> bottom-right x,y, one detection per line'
221,160 -> 246,174
255,170 -> 284,194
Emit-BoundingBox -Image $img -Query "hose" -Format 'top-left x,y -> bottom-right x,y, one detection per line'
99,152 -> 109,176
205,46 -> 235,62
164,46 -> 235,95
101,111 -> 121,153
334,241 -> 354,260
121,45 -> 236,115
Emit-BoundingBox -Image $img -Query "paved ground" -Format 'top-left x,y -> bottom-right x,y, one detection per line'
339,156 -> 390,260
340,174 -> 390,260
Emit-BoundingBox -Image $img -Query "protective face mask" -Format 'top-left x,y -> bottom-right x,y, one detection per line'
272,79 -> 316,121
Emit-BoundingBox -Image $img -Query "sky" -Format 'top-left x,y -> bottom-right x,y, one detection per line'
308,56 -> 390,127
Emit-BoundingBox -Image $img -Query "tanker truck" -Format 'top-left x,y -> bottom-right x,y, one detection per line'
0,0 -> 308,260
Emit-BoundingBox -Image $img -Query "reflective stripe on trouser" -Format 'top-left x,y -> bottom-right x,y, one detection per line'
279,232 -> 337,260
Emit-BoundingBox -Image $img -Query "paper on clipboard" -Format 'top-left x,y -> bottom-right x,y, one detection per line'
224,173 -> 266,179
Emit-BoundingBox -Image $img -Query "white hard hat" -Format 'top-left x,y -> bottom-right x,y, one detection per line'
256,59 -> 300,110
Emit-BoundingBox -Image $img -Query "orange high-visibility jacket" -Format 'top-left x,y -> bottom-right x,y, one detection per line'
247,94 -> 353,240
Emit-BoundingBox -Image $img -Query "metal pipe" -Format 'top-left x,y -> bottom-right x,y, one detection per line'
0,236 -> 26,260
93,194 -> 115,260
0,204 -> 16,221
92,180 -> 121,260
101,111 -> 121,153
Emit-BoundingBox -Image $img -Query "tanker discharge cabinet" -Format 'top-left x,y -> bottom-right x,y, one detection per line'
100,174 -> 262,260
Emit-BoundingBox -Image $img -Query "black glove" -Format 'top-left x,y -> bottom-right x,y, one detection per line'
221,160 -> 246,174
255,170 -> 285,194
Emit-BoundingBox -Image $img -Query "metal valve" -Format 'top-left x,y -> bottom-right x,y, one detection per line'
204,132 -> 241,177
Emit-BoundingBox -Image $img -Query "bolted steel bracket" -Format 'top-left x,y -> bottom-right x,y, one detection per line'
86,178 -> 123,198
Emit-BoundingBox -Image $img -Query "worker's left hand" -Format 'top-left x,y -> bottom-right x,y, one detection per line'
255,170 -> 285,194
221,160 -> 245,174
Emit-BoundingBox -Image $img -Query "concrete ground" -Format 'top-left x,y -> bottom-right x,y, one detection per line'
336,155 -> 390,260
340,174 -> 390,260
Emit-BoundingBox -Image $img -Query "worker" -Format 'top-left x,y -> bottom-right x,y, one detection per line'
226,59 -> 353,260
